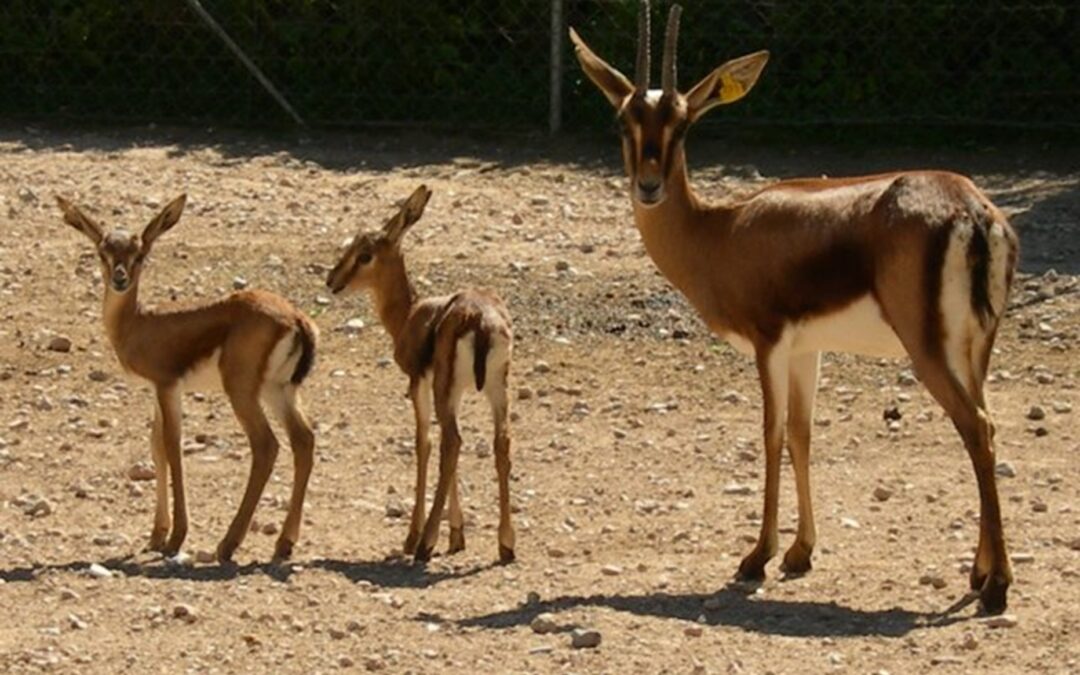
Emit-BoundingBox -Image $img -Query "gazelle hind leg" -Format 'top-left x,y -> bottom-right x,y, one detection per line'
737,340 -> 791,581
217,387 -> 280,563
148,401 -> 171,552
780,351 -> 819,576
486,361 -> 515,563
405,377 -> 433,555
447,477 -> 466,554
415,349 -> 464,562
963,325 -> 1001,592
263,385 -> 315,561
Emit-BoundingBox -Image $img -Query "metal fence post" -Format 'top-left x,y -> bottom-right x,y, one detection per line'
549,0 -> 564,135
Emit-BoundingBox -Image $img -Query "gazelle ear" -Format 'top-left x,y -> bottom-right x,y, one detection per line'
685,50 -> 769,122
569,27 -> 635,108
141,194 -> 187,251
384,185 -> 432,245
56,196 -> 105,245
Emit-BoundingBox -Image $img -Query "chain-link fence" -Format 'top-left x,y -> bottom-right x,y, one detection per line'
1,1 -> 1077,133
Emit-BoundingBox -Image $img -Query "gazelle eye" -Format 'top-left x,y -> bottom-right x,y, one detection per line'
358,252 -> 373,265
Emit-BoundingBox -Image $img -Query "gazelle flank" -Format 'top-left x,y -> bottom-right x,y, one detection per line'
57,195 -> 319,563
327,185 -> 516,564
571,1 -> 1019,613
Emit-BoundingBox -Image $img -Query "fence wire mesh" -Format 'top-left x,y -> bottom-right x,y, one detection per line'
1,1 -> 1077,133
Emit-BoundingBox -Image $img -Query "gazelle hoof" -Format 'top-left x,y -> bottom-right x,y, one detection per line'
979,575 -> 1010,615
216,541 -> 237,564
498,544 -> 515,564
273,538 -> 294,561
414,544 -> 434,563
403,531 -> 420,556
736,556 -> 767,583
780,544 -> 813,577
448,527 -> 466,554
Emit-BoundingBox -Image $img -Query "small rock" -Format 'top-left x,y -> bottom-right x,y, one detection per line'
58,588 -> 80,601
517,386 -> 534,400
554,260 -> 570,272
260,522 -> 278,535
873,486 -> 894,502
128,462 -> 156,481
1027,405 -> 1046,421
919,574 -> 948,589
883,406 -> 902,422
1051,401 -> 1072,414
897,370 -> 918,386
982,614 -> 1018,629
533,361 -> 551,374
995,461 -> 1016,478
195,550 -> 216,564
173,604 -> 197,623
232,276 -> 248,290
684,624 -> 704,637
385,500 -> 405,518
47,336 -> 72,353
840,517 -> 861,529
530,613 -> 559,634
723,483 -> 752,496
364,656 -> 385,671
338,655 -> 355,668
570,628 -> 602,649
88,369 -> 109,382
342,318 -> 365,335
601,564 -> 623,576
960,631 -> 979,650
1010,552 -> 1035,564
26,498 -> 53,517
86,563 -> 113,579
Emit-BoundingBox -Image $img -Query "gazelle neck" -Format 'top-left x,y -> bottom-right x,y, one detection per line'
370,259 -> 417,347
102,282 -> 139,353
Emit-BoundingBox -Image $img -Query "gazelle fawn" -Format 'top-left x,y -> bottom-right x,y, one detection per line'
326,185 -> 515,564
571,1 -> 1019,612
57,195 -> 318,563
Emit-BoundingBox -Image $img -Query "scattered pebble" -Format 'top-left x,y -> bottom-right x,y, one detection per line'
530,613 -> 559,634
873,486 -> 894,502
982,614 -> 1018,629
128,462 -> 156,481
173,604 -> 197,623
1027,405 -> 1046,421
86,563 -> 114,579
995,461 -> 1017,478
47,336 -> 72,353
570,628 -> 602,649
601,564 -> 623,576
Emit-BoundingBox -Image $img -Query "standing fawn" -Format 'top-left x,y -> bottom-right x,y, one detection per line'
57,195 -> 318,563
326,185 -> 515,563
571,1 -> 1019,612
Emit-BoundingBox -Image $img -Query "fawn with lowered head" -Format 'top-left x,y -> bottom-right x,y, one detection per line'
571,1 -> 1019,613
57,194 -> 318,563
326,185 -> 515,563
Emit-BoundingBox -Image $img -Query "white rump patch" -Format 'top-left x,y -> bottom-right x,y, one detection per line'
265,328 -> 305,386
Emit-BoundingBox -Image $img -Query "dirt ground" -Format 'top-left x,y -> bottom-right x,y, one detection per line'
0,126 -> 1078,674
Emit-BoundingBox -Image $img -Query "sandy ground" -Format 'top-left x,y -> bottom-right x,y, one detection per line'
0,126 -> 1078,674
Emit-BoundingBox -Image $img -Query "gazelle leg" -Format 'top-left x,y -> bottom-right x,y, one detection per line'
415,415 -> 461,562
416,356 -> 463,563
157,386 -> 188,556
737,342 -> 790,581
966,330 -> 998,592
909,346 -> 1011,613
264,385 -> 315,561
488,364 -> 515,563
447,475 -> 466,554
405,378 -> 433,555
148,401 -> 170,552
781,351 -> 820,576
217,388 -> 280,563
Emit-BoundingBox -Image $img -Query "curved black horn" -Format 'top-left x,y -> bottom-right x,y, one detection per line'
635,0 -> 651,89
661,4 -> 682,94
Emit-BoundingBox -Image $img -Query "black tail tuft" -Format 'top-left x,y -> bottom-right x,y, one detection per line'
290,319 -> 317,385
473,330 -> 491,392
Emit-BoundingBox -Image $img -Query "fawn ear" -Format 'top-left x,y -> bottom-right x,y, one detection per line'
384,185 -> 432,245
685,50 -> 769,122
141,194 -> 187,251
56,196 -> 105,245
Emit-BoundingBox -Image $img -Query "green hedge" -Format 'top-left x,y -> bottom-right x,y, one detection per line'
1,0 -> 1076,131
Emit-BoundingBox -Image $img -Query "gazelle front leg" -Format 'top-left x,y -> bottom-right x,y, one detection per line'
780,351 -> 820,575
156,386 -> 188,556
147,402 -> 171,552
404,378 -> 433,555
264,385 -> 315,561
447,477 -> 466,554
737,342 -> 791,581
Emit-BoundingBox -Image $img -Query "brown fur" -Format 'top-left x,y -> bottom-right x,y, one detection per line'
327,185 -> 515,563
57,195 -> 318,563
572,6 -> 1019,614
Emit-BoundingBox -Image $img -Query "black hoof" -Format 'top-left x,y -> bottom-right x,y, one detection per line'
499,545 -> 515,564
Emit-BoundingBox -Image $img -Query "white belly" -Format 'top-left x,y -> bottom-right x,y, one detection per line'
179,348 -> 223,391
792,295 -> 906,357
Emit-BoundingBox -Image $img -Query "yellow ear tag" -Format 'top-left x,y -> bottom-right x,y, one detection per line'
718,72 -> 745,103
